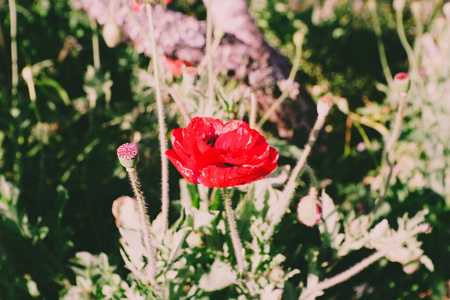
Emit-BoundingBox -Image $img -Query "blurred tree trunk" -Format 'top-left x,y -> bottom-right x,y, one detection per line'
73,0 -> 317,142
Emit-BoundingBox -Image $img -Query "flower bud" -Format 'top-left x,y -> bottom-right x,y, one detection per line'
443,2 -> 450,20
293,31 -> 304,48
410,1 -> 422,21
103,19 -> 122,48
21,66 -> 33,83
117,143 -> 139,169
183,66 -> 198,87
393,0 -> 405,12
393,72 -> 410,93
297,189 -> 322,227
316,95 -> 334,118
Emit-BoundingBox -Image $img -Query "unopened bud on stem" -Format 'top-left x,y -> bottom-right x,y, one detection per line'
117,143 -> 139,169
317,95 -> 334,118
297,188 -> 322,227
393,72 -> 410,94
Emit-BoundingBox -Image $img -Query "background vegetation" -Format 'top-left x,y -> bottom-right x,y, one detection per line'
0,0 -> 449,299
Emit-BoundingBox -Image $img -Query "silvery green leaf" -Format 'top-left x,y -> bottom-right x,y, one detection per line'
299,274 -> 323,300
192,209 -> 219,230
167,227 -> 191,264
198,260 -> 236,291
420,255 -> 434,272
318,190 -> 340,245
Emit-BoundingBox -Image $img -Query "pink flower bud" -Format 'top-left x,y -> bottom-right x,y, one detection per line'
297,190 -> 322,227
393,72 -> 410,93
316,96 -> 333,118
117,143 -> 139,168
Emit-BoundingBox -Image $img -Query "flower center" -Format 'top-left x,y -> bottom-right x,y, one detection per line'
203,133 -> 219,148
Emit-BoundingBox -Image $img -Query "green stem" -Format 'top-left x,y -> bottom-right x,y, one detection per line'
368,0 -> 393,87
264,115 -> 326,240
249,92 -> 257,129
146,3 -> 170,231
221,188 -> 245,274
90,17 -> 101,70
395,7 -> 416,72
258,33 -> 304,128
378,91 -> 408,206
8,0 -> 18,100
126,167 -> 156,284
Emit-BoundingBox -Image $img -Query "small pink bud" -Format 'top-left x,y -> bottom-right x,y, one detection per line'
297,189 -> 322,227
393,72 -> 410,93
117,143 -> 139,168
316,96 -> 333,118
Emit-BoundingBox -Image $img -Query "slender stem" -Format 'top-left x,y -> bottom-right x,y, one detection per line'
8,0 -> 18,100
368,0 -> 393,87
264,115 -> 326,240
299,222 -> 431,300
258,33 -> 304,128
249,92 -> 257,129
205,0 -> 215,112
395,7 -> 416,72
90,17 -> 101,70
301,164 -> 317,189
126,167 -> 156,284
221,188 -> 245,274
146,4 -> 170,231
378,91 -> 408,206
300,251 -> 384,300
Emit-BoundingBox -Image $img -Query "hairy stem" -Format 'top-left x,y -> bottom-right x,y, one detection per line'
146,3 -> 170,231
221,188 -> 245,274
205,0 -> 215,114
264,114 -> 326,240
126,167 -> 156,284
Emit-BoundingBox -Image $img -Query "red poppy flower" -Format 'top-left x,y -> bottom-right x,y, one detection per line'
163,57 -> 189,77
165,117 -> 279,188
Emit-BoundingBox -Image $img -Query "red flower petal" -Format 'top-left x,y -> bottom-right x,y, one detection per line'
166,117 -> 279,187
